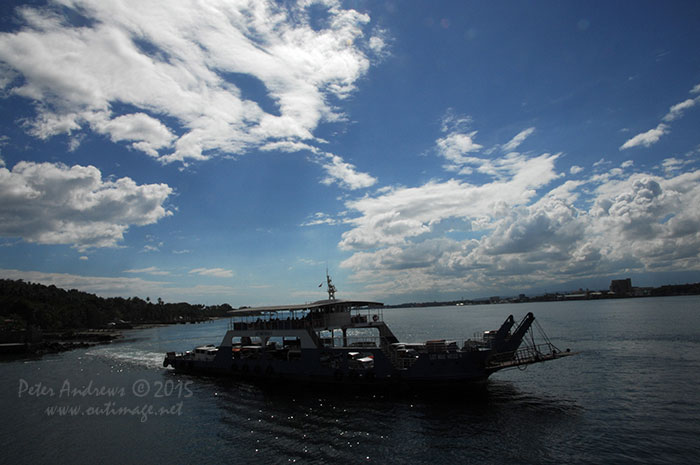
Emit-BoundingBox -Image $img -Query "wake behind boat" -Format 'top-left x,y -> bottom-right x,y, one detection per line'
164,274 -> 574,387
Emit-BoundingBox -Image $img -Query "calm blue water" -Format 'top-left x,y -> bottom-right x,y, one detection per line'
2,296 -> 699,464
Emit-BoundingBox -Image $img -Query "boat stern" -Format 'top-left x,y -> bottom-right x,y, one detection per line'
163,351 -> 176,368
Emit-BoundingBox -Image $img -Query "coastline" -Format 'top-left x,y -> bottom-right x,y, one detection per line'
1,317 -> 225,357
384,282 -> 700,309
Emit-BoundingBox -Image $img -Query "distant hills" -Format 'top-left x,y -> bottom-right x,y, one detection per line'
0,279 -> 232,331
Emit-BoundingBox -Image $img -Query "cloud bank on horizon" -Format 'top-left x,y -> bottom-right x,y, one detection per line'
1,0 -> 700,304
338,111 -> 700,298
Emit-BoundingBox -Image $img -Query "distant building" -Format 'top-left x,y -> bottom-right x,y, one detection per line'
564,292 -> 588,300
632,287 -> 653,297
610,278 -> 632,296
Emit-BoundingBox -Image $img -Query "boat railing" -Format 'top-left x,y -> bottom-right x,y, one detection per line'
227,305 -> 385,331
230,318 -> 313,331
486,342 -> 563,369
319,335 -> 382,349
351,307 -> 384,323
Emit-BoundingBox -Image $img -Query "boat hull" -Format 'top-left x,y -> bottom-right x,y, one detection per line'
163,346 -> 495,388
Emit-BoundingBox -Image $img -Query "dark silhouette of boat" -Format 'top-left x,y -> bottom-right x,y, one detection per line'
164,274 -> 573,387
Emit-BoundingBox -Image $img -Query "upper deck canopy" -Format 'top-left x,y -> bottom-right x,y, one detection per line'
228,299 -> 383,317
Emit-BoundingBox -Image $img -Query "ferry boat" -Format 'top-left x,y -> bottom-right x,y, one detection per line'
163,274 -> 574,387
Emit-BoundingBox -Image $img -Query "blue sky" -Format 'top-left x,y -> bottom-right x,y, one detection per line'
1,0 -> 700,305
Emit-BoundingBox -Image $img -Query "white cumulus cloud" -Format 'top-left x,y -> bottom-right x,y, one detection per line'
189,267 -> 234,278
0,0 -> 380,185
335,120 -> 700,299
436,131 -> 483,165
662,98 -> 698,122
339,151 -> 560,250
620,123 -> 668,150
124,266 -> 171,276
0,161 -> 172,250
621,83 -> 700,150
319,152 -> 377,190
502,127 -> 535,152
340,168 -> 700,298
91,113 -> 175,158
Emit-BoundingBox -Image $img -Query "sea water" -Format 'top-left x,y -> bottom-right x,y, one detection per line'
1,296 -> 699,464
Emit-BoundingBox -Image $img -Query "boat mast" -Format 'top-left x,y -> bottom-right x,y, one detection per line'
326,269 -> 337,300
